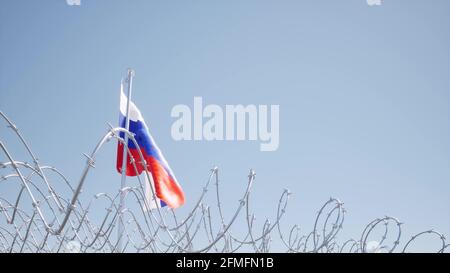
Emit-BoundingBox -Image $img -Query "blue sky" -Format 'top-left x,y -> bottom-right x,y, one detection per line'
1,0 -> 449,251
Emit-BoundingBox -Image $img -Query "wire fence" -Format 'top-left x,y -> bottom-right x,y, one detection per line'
0,111 -> 448,253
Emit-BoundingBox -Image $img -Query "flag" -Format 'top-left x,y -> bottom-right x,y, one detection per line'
116,82 -> 185,209
143,174 -> 164,211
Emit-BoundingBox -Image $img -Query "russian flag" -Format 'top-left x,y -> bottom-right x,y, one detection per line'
116,83 -> 185,209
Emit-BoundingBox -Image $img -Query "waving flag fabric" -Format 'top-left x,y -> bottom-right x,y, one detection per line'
116,84 -> 185,209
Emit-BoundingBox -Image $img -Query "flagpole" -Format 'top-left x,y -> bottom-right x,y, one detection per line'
118,68 -> 134,252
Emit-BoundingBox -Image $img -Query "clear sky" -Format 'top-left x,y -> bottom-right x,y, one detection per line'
1,0 -> 449,251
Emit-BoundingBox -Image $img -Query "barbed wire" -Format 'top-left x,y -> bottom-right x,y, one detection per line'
0,111 -> 448,253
